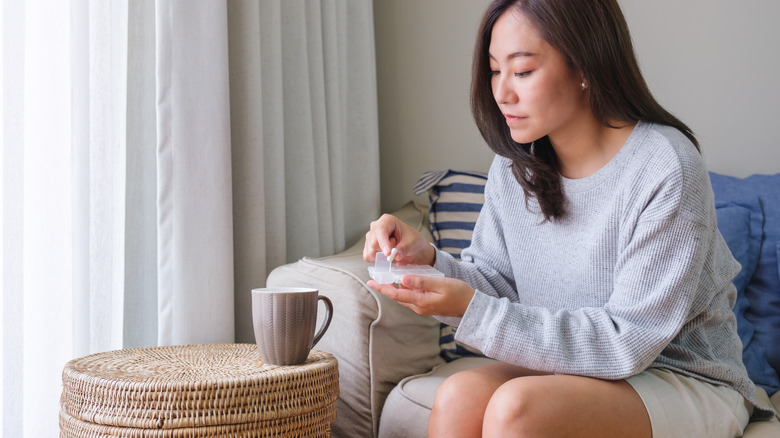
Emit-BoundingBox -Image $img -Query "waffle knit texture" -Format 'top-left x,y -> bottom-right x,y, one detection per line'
433,121 -> 774,419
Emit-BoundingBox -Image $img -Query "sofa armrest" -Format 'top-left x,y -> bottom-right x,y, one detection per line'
266,201 -> 445,438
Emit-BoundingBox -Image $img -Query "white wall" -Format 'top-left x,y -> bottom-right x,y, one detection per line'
373,0 -> 493,211
621,0 -> 780,177
374,0 -> 780,212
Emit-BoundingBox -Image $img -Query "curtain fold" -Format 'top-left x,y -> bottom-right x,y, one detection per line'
124,0 -> 158,349
2,0 -> 26,432
227,0 -> 380,342
2,1 -> 79,435
1,0 -> 380,435
87,0 -> 129,353
155,0 -> 235,346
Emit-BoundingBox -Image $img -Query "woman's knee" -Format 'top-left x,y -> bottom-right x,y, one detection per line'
433,363 -> 544,419
434,368 -> 492,407
483,376 -> 651,438
429,370 -> 497,438
483,377 -> 550,436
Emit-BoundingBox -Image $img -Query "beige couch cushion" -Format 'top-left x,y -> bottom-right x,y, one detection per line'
743,388 -> 780,436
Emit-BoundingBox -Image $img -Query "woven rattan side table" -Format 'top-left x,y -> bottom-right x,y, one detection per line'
59,343 -> 339,437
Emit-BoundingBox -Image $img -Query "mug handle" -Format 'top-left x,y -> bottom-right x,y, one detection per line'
312,295 -> 334,347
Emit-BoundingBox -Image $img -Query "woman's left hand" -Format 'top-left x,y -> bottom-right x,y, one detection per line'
367,275 -> 476,317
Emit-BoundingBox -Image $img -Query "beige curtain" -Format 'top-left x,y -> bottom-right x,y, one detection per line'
0,0 -> 380,435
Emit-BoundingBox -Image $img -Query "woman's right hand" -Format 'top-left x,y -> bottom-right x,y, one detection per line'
363,214 -> 436,266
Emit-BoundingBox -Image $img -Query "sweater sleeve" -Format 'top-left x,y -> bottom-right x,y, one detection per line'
432,159 -> 520,327
453,212 -> 718,379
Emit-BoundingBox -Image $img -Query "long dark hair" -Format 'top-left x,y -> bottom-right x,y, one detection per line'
471,0 -> 699,220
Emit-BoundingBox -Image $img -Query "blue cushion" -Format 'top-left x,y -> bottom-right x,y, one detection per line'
711,171 -> 780,395
714,201 -> 779,394
715,202 -> 762,296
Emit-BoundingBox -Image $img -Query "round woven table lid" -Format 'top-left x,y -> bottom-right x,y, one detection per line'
60,344 -> 338,430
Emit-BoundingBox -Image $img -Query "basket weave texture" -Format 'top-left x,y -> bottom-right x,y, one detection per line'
59,344 -> 339,437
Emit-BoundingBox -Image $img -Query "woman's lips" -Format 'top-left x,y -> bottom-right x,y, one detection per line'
504,114 -> 526,124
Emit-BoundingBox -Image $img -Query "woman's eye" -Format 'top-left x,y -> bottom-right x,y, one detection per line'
490,70 -> 500,76
515,71 -> 532,78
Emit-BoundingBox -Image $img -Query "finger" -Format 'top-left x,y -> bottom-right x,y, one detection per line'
400,274 -> 446,292
373,215 -> 400,255
368,280 -> 429,310
366,239 -> 397,261
367,280 -> 407,302
363,232 -> 380,262
399,275 -> 474,317
365,245 -> 380,262
364,217 -> 397,261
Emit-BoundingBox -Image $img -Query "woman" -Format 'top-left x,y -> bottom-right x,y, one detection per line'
364,0 -> 773,437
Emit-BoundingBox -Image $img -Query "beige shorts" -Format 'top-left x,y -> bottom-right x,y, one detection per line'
626,368 -> 753,438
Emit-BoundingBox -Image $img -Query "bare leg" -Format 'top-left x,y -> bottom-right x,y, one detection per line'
483,367 -> 651,438
428,362 -> 651,438
428,362 -> 549,438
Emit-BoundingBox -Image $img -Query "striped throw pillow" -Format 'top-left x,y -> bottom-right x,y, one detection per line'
413,170 -> 488,260
438,323 -> 485,361
413,170 -> 488,361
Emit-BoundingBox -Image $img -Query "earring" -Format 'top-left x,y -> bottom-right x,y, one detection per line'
581,81 -> 587,89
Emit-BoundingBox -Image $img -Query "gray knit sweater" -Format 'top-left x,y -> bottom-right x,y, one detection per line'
433,121 -> 772,418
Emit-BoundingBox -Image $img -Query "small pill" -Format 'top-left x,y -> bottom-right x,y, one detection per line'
387,247 -> 398,262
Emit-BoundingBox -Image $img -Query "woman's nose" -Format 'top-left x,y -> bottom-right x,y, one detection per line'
493,73 -> 516,104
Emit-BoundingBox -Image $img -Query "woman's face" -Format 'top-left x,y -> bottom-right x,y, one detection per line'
489,10 -> 589,145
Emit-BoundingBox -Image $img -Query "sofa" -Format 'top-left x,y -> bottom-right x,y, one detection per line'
267,170 -> 780,437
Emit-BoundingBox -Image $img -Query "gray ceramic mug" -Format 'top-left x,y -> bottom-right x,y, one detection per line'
251,287 -> 333,366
